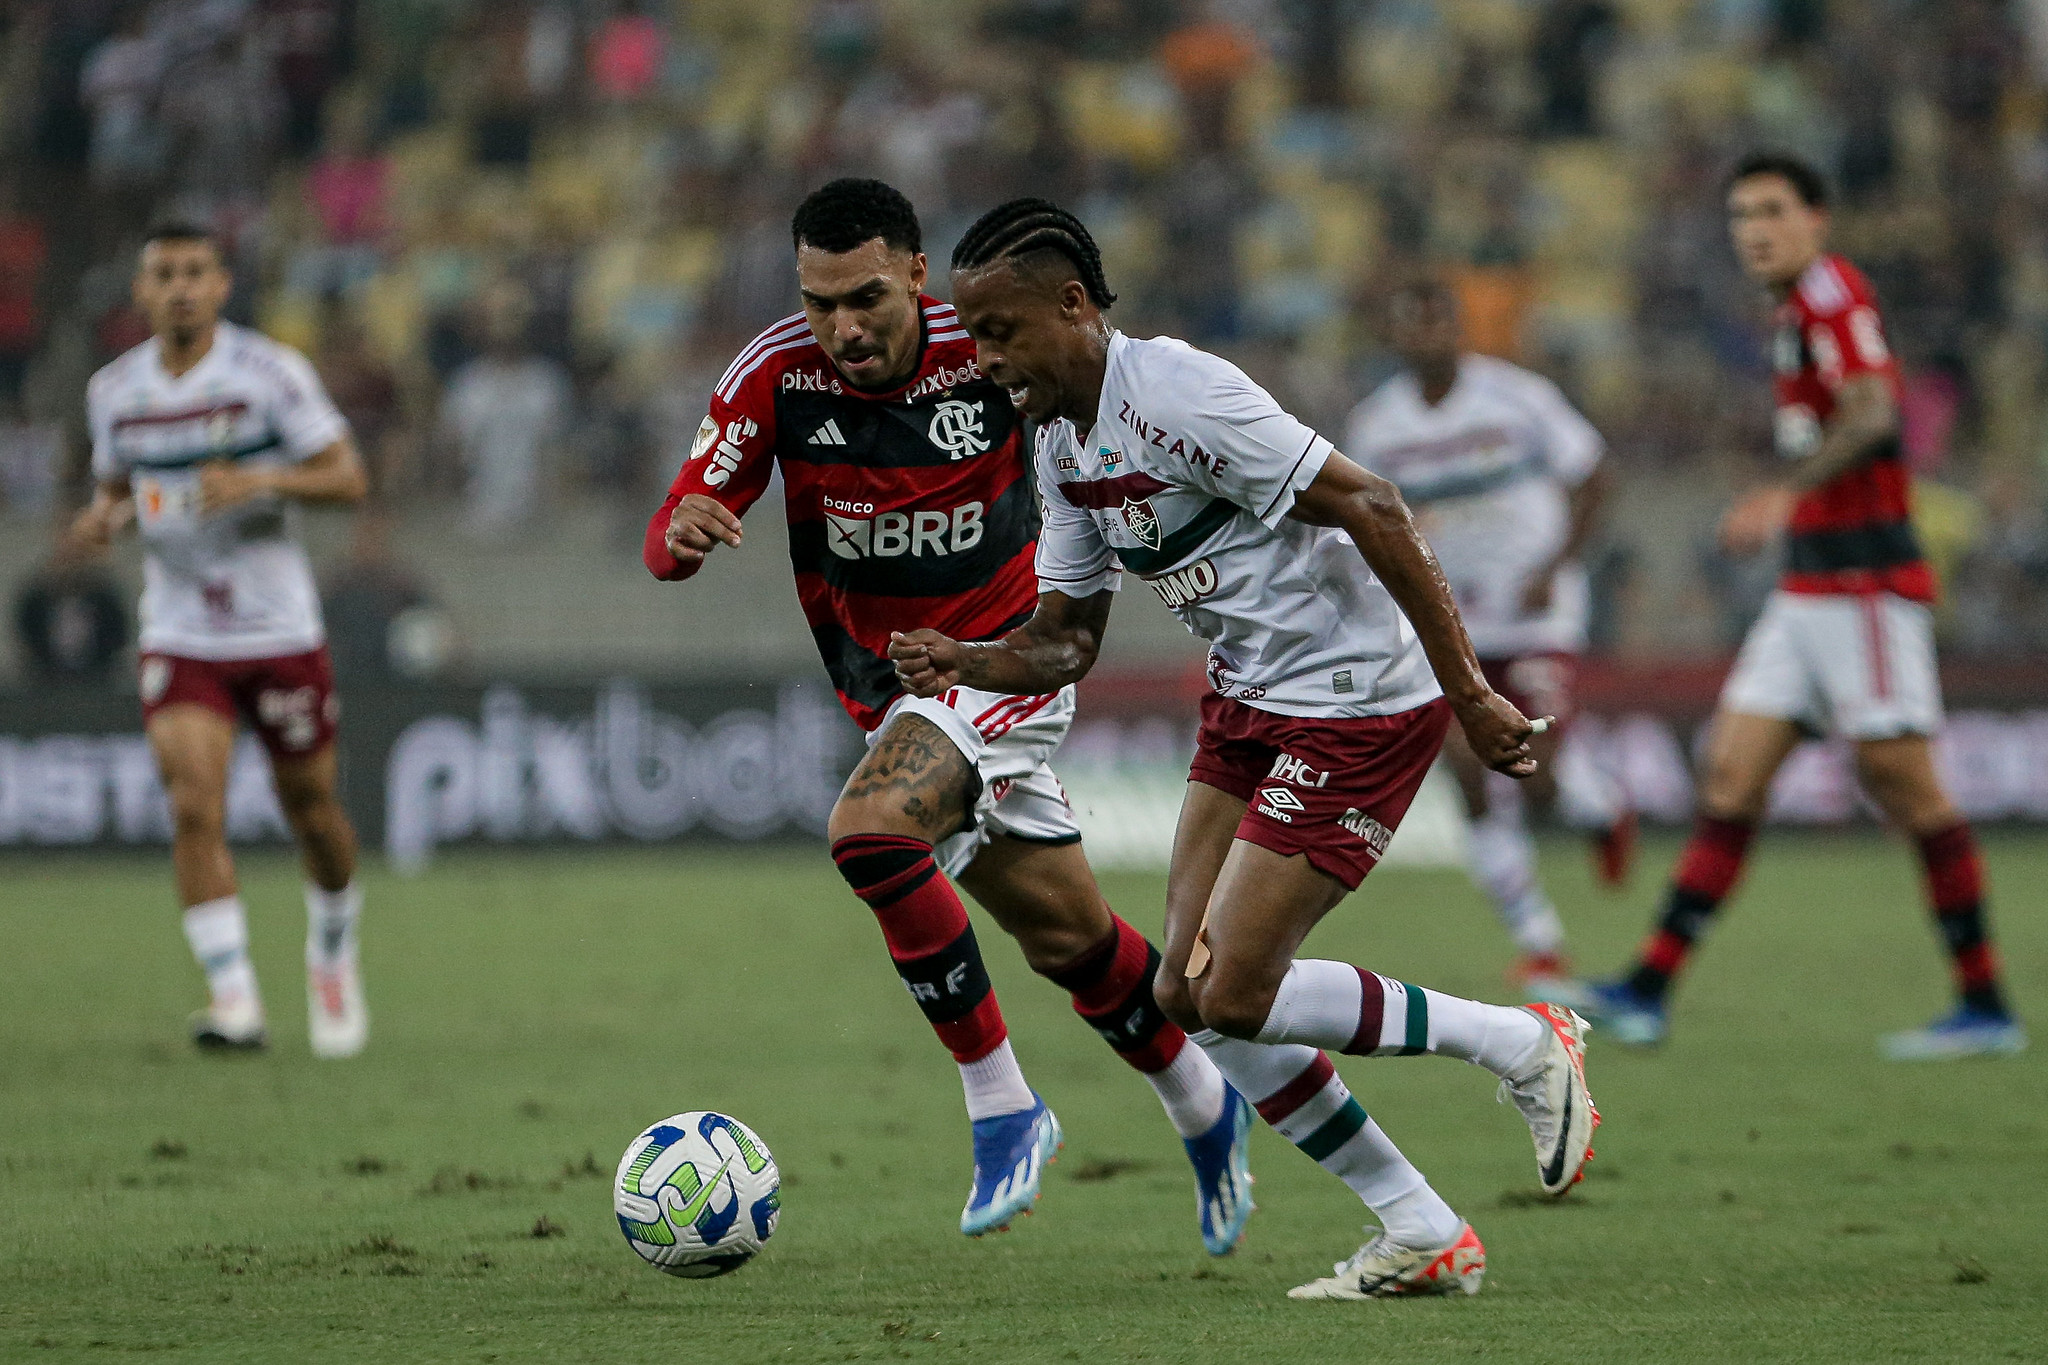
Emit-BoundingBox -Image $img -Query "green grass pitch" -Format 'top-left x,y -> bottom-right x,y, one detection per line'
3,834 -> 2045,1364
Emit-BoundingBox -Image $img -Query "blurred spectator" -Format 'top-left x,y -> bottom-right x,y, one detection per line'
294,97 -> 390,297
79,7 -> 166,193
438,290 -> 569,537
588,3 -> 665,104
0,186 -> 47,405
13,548 -> 129,684
313,305 -> 403,496
157,29 -> 281,207
0,407 -> 62,515
1531,0 -> 1617,137
257,0 -> 352,157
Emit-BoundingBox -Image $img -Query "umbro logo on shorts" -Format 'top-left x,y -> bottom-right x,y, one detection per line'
1255,785 -> 1304,824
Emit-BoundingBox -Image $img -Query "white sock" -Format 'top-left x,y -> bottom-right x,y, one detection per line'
304,880 -> 362,966
1191,1029 -> 1460,1245
1144,1040 -> 1229,1138
1255,961 -> 1549,1079
958,1038 -> 1035,1120
183,895 -> 259,1008
1468,807 -> 1566,956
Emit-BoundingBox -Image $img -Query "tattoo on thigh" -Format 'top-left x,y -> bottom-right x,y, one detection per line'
842,715 -> 972,839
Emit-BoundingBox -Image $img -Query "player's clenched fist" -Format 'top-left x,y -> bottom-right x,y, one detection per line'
889,629 -> 967,697
1453,688 -> 1549,779
665,493 -> 744,568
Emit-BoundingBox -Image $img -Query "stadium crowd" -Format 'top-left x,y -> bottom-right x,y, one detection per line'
5,0 -> 2048,663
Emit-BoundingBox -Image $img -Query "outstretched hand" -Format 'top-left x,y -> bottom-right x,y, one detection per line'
664,494 -> 743,569
1453,689 -> 1549,778
889,629 -> 969,698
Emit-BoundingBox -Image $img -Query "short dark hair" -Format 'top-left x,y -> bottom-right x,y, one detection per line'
790,178 -> 922,256
1728,152 -> 1829,208
950,198 -> 1117,309
141,221 -> 225,261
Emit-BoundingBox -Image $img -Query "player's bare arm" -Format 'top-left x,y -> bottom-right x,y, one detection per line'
1524,461 -> 1611,614
662,493 -> 744,570
1720,374 -> 1897,555
68,476 -> 135,552
198,436 -> 369,513
1291,452 -> 1540,777
888,588 -> 1113,699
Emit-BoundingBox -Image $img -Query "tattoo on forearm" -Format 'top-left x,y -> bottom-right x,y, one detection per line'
840,714 -> 972,839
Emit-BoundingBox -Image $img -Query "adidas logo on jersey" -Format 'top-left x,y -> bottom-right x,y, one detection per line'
808,419 -> 848,446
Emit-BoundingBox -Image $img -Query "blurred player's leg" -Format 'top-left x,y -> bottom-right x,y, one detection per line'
271,744 -> 366,1059
1588,710 -> 1798,1045
961,833 -> 1250,1254
1853,736 -> 2026,1059
1445,713 -> 1582,1001
148,701 -> 265,1049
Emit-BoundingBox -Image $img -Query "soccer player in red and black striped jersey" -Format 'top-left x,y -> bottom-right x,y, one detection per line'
1586,154 -> 2024,1059
643,180 -> 1253,1247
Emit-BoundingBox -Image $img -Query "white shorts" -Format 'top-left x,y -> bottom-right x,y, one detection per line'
1720,590 -> 1943,740
869,684 -> 1083,878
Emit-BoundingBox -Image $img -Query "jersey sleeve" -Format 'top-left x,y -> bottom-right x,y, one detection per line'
86,371 -> 121,484
1799,262 -> 1896,394
1156,347 -> 1332,528
265,343 -> 350,458
1519,372 -> 1604,485
642,379 -> 777,581
1033,427 -> 1121,597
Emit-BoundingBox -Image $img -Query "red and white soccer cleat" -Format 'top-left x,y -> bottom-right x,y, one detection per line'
307,955 -> 368,1060
1287,1222 -> 1486,1300
1503,1003 -> 1600,1196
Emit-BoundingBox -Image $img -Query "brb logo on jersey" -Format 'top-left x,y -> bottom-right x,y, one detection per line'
926,400 -> 989,461
824,500 -> 986,560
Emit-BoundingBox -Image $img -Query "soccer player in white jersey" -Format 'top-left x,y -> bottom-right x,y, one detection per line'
1346,275 -> 1632,1002
890,199 -> 1598,1300
70,224 -> 371,1056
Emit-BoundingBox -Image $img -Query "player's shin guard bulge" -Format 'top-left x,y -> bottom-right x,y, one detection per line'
831,834 -> 1007,1064
1043,913 -> 1186,1073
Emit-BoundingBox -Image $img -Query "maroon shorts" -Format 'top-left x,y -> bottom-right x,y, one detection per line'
138,647 -> 340,758
1479,652 -> 1578,729
1188,693 -> 1452,890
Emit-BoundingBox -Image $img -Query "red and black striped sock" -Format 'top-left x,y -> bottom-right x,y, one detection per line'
1625,815 -> 1755,1003
831,834 -> 1008,1063
1918,822 -> 2008,1017
1042,913 -> 1187,1074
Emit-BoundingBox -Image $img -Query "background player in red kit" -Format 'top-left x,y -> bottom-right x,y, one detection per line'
1586,154 -> 2024,1059
643,180 -> 1252,1248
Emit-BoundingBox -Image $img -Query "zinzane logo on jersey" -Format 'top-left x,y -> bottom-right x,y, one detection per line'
926,400 -> 988,460
824,502 -> 985,560
1146,557 -> 1218,608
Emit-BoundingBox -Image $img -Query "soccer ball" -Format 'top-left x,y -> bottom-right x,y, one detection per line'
614,1112 -> 780,1277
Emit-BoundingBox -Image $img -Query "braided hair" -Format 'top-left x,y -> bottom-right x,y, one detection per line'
950,198 -> 1117,308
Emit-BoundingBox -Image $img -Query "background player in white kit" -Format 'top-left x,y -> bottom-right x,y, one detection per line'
1346,275 -> 1633,1002
892,200 -> 1597,1300
70,224 -> 371,1056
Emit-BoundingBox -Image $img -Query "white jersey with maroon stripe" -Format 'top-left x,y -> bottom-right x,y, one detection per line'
1345,354 -> 1603,658
88,323 -> 348,660
1034,331 -> 1440,720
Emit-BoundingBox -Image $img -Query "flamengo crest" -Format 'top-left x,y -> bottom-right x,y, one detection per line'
927,400 -> 988,460
1121,497 -> 1162,549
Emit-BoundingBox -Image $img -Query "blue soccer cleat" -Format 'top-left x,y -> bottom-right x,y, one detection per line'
1582,980 -> 1667,1048
1879,1007 -> 2028,1061
961,1095 -> 1062,1236
1182,1084 -> 1255,1256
